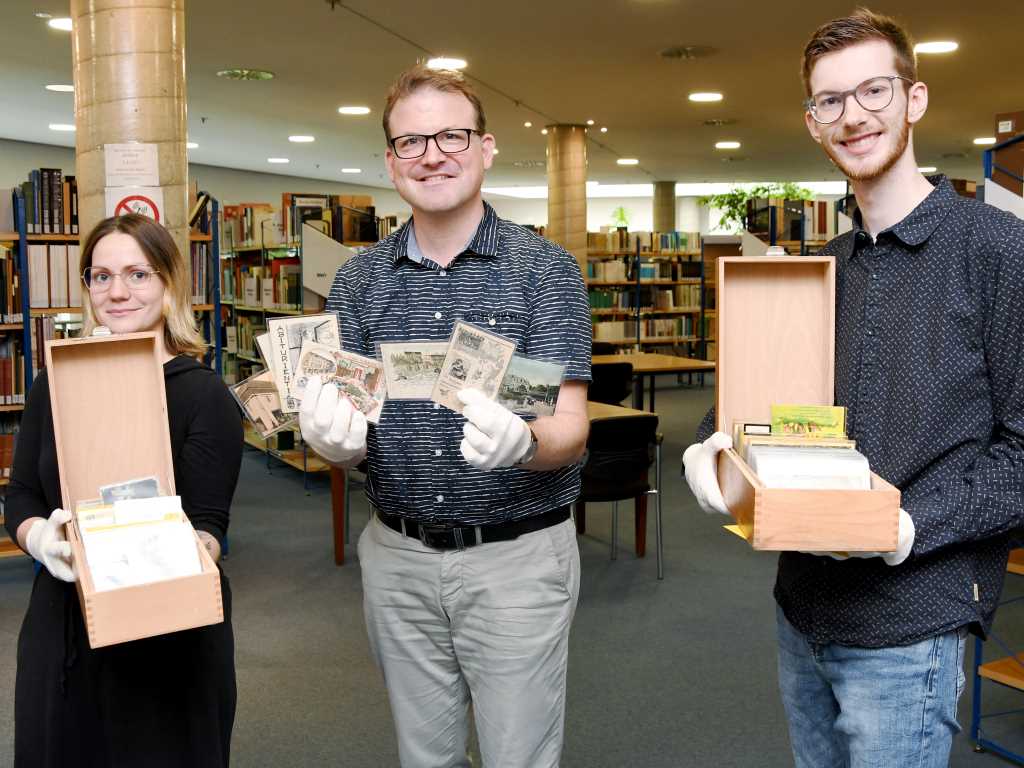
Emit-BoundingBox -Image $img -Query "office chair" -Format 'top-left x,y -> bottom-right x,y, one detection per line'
588,362 -> 634,406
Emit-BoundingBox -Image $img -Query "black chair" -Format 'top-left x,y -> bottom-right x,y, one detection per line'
591,341 -> 618,356
588,362 -> 634,406
575,413 -> 664,578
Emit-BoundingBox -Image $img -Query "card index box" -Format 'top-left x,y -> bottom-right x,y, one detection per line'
45,331 -> 223,648
714,256 -> 900,552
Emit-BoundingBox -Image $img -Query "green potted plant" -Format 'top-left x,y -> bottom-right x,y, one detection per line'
699,182 -> 814,233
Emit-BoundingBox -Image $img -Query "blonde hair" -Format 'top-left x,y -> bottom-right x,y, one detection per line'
79,214 -> 207,359
382,63 -> 486,141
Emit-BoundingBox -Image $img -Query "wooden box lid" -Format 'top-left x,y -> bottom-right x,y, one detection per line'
715,256 -> 836,434
45,332 -> 175,509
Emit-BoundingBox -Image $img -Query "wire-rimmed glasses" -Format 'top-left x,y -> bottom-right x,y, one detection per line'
82,266 -> 160,292
805,75 -> 915,124
389,128 -> 479,159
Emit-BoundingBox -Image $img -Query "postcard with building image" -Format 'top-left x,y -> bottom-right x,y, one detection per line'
378,341 -> 449,400
431,321 -> 516,413
228,369 -> 297,439
296,341 -> 387,424
496,355 -> 567,417
266,313 -> 341,413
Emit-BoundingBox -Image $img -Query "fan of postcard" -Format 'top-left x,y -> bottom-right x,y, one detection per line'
228,316 -> 568,440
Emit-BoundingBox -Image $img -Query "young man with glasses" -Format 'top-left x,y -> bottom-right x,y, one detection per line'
300,64 -> 591,767
684,9 -> 1024,766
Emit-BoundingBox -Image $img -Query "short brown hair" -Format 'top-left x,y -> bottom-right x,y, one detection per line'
79,214 -> 207,359
801,7 -> 917,96
382,64 -> 486,141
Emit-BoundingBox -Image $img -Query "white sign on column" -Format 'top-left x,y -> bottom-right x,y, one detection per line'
104,143 -> 159,188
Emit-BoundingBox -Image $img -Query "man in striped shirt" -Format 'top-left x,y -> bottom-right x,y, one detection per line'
300,64 -> 592,768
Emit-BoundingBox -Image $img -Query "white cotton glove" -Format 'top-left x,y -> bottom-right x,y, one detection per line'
25,508 -> 76,582
457,389 -> 533,471
808,509 -> 916,566
682,431 -> 733,515
298,375 -> 368,465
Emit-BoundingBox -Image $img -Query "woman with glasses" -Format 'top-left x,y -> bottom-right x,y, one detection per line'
5,213 -> 243,768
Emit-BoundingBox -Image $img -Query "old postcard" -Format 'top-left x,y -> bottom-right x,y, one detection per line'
266,313 -> 341,412
98,476 -> 162,505
296,341 -> 387,424
254,332 -> 273,369
431,321 -> 516,413
379,341 -> 448,400
496,355 -> 566,417
229,369 -> 297,438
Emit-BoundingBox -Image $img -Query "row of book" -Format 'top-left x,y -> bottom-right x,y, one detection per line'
0,337 -> 25,405
223,263 -> 302,310
222,194 -> 383,249
587,229 -> 702,255
27,244 -> 82,310
0,245 -> 24,323
589,284 -> 702,310
592,316 -> 697,342
190,242 -> 211,305
746,198 -> 838,243
637,261 -> 700,281
14,169 -> 80,235
587,260 -> 629,282
0,417 -> 19,479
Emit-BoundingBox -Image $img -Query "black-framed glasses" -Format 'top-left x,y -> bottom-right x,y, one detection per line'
389,128 -> 479,159
82,266 -> 160,292
805,75 -> 915,124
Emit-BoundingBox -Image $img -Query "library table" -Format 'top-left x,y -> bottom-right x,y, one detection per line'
592,352 -> 715,411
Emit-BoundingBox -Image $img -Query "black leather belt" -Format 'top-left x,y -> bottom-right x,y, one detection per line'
376,506 -> 571,551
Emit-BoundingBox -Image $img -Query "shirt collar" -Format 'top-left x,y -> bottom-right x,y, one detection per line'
391,202 -> 500,265
851,175 -> 958,249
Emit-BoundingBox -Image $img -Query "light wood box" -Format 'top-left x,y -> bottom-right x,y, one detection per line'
715,256 -> 900,551
46,332 -> 223,648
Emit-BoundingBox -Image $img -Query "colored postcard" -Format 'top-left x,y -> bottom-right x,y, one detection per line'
378,341 -> 448,400
770,404 -> 847,437
431,321 -> 516,413
496,355 -> 566,417
266,313 -> 341,412
296,341 -> 387,424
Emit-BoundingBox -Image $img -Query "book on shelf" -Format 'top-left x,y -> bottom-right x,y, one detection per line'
0,337 -> 25,405
190,241 -> 210,304
223,203 -> 276,247
587,260 -> 629,282
0,244 -> 24,323
586,229 -> 701,254
17,169 -> 78,235
27,243 -> 80,309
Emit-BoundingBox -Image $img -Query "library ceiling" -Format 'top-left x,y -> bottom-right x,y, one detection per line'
2,0 -> 1017,188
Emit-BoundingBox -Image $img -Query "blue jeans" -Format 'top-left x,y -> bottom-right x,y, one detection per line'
776,605 -> 967,768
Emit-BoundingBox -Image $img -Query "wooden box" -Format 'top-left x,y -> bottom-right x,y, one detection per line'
46,332 -> 223,648
715,257 -> 900,551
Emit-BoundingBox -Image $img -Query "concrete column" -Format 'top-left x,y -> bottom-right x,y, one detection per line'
545,125 -> 588,277
653,181 -> 676,233
71,0 -> 188,259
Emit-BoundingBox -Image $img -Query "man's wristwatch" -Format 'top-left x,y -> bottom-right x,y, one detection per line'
515,425 -> 539,466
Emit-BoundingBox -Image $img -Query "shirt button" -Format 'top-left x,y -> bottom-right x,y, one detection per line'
867,329 -> 874,336
871,273 -> 878,280
436,494 -> 444,503
435,449 -> 442,457
434,311 -> 442,320
488,318 -> 496,326
434,402 -> 441,410
439,270 -> 447,276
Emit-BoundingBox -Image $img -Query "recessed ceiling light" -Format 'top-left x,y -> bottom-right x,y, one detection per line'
617,158 -> 639,166
541,128 -> 549,135
217,68 -> 274,81
715,141 -> 741,149
426,57 -> 467,70
47,17 -> 72,31
341,168 -> 361,173
524,121 -> 533,128
45,84 -> 74,93
918,166 -> 937,173
267,157 -> 289,164
973,137 -> 996,145
338,106 -> 371,115
49,123 -> 75,132
600,126 -> 608,133
288,135 -> 315,143
34,12 -> 52,18
689,92 -> 723,102
915,41 -> 958,54
187,142 -> 199,149
586,119 -> 595,126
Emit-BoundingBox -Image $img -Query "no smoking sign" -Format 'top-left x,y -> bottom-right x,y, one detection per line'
105,186 -> 165,223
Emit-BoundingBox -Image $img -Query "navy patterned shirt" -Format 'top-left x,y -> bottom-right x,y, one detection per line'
326,202 -> 592,525
701,177 -> 1024,646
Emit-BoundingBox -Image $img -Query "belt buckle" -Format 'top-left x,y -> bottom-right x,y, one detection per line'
418,523 -> 462,550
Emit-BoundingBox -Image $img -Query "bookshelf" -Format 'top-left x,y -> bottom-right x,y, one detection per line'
745,197 -> 836,255
586,230 -> 706,355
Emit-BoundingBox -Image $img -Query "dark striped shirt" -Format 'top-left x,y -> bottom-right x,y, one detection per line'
326,202 -> 592,525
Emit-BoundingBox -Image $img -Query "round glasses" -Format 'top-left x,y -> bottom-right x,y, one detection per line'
805,75 -> 914,124
389,128 -> 478,159
82,266 -> 160,293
